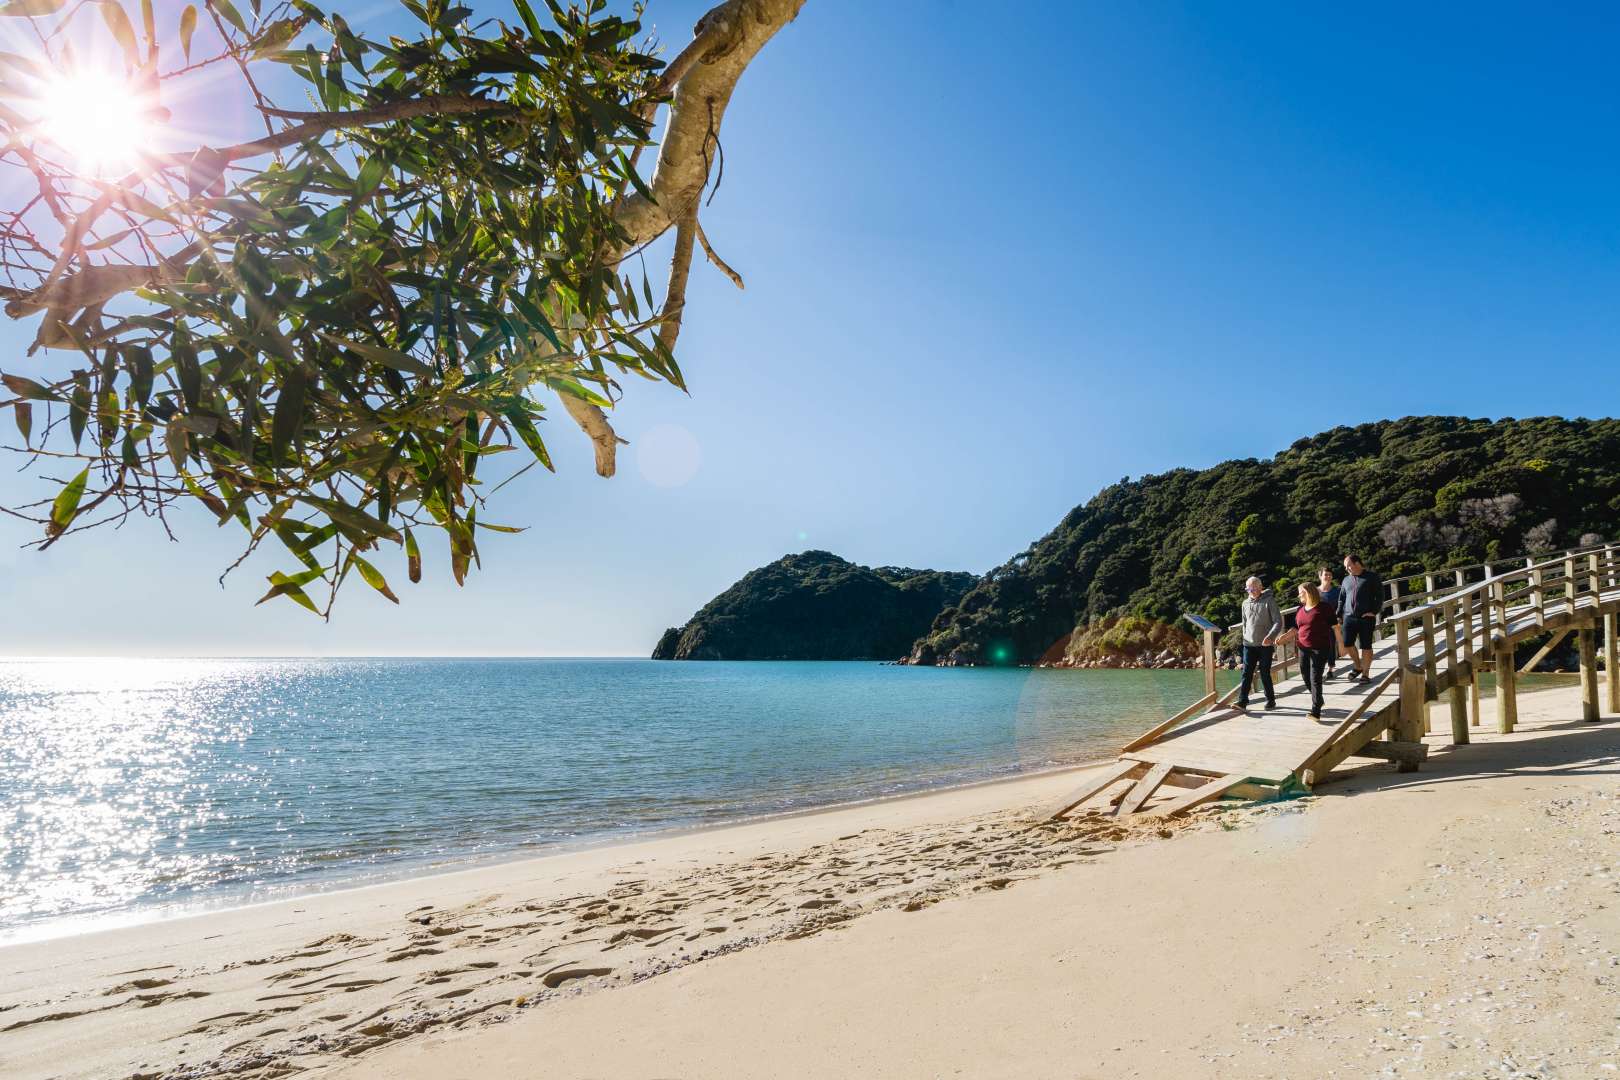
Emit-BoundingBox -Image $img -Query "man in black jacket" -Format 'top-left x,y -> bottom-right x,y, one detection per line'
1340,554 -> 1382,681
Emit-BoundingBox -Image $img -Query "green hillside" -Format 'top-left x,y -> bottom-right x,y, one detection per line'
908,416 -> 1620,666
653,551 -> 978,661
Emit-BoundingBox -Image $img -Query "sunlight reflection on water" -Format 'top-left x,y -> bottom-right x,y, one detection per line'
16,657 -> 1548,939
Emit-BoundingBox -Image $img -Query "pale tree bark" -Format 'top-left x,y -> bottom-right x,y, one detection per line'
568,0 -> 806,476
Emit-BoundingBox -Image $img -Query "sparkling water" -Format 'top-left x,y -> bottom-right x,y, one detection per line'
0,657 -> 1240,938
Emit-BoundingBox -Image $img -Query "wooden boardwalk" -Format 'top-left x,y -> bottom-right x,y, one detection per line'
1049,543 -> 1620,820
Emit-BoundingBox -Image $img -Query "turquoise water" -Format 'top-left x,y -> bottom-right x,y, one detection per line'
0,658 -> 1225,937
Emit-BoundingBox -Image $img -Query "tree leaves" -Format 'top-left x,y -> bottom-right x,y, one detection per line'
50,467 -> 88,530
98,2 -> 139,68
178,5 -> 198,61
0,0 -> 676,614
0,0 -> 65,18
2,373 -> 60,401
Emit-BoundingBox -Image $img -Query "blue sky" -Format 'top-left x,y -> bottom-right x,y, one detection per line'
2,0 -> 1617,656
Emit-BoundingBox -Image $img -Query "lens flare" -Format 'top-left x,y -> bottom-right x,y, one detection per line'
37,69 -> 157,173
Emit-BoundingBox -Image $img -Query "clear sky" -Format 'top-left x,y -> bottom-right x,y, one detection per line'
2,0 -> 1617,656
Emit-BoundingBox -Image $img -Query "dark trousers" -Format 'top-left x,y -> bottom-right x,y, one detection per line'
1239,644 -> 1275,706
1299,645 -> 1331,714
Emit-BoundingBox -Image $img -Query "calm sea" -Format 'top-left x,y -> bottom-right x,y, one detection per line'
0,657 -> 1265,938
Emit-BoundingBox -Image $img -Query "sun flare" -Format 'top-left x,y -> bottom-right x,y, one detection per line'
37,69 -> 157,173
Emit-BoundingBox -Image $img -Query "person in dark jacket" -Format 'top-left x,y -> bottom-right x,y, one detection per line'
1339,554 -> 1382,681
1282,581 -> 1338,718
1237,575 -> 1283,711
1317,567 -> 1343,680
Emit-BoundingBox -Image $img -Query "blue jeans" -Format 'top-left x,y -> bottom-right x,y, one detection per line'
1240,644 -> 1275,706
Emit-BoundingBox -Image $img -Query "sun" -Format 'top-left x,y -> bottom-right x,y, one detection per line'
37,69 -> 157,174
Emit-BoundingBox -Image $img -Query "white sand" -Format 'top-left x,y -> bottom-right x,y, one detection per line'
3,680 -> 1616,1079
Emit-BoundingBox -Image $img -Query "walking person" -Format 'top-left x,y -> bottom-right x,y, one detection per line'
1237,575 -> 1283,711
1340,554 -> 1382,681
1317,567 -> 1344,680
1282,581 -> 1337,718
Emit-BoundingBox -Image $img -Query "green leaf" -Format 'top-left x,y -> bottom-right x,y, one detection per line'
348,552 -> 399,603
1,374 -> 61,401
318,332 -> 433,376
178,4 -> 197,61
128,346 -> 154,406
69,374 -> 89,449
98,2 -> 140,67
51,467 -> 88,528
404,526 -> 421,583
256,568 -> 323,613
13,400 -> 30,444
503,405 -> 554,471
271,368 -> 305,466
208,0 -> 246,34
299,494 -> 401,541
164,418 -> 189,471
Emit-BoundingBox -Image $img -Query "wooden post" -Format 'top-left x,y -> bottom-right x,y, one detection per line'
1606,611 -> 1619,715
1464,590 -> 1481,727
1495,646 -> 1517,734
1420,608 -> 1438,698
1565,555 -> 1578,606
1532,566 -> 1546,626
1202,628 -> 1217,696
1590,552 -> 1602,599
1579,623 -> 1600,723
1448,679 -> 1469,744
1398,664 -> 1427,765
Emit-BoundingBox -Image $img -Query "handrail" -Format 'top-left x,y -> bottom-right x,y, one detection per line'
1378,537 -> 1616,596
1388,541 -> 1619,627
1217,539 -> 1617,637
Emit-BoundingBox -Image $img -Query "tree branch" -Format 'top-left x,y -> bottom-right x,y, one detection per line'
566,0 -> 805,475
657,212 -> 697,353
696,219 -> 744,289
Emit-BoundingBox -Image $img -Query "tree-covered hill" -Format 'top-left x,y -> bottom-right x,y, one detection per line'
908,417 -> 1620,666
653,551 -> 978,661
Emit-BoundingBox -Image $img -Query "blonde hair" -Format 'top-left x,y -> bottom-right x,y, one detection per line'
1299,582 -> 1321,605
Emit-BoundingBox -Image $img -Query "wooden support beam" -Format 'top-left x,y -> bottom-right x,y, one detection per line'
1044,760 -> 1141,820
1396,665 -> 1427,764
1448,679 -> 1469,745
1579,624 -> 1600,723
1117,762 -> 1175,816
1607,612 -> 1619,715
1147,774 -> 1247,819
1120,691 -> 1218,753
1518,628 -> 1572,674
1495,647 -> 1517,734
1348,740 -> 1430,766
1202,629 -> 1217,696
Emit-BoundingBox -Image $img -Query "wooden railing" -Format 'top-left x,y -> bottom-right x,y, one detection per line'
1199,539 -> 1618,724
1383,541 -> 1620,738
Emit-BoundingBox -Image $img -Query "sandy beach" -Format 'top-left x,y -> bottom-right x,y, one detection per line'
3,679 -> 1616,1079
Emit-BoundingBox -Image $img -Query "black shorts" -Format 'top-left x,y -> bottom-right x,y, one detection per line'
1342,615 -> 1374,650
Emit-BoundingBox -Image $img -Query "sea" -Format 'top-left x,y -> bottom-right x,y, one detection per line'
0,657 -> 1564,942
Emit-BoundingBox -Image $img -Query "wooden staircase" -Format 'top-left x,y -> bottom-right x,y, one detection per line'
1048,542 -> 1620,820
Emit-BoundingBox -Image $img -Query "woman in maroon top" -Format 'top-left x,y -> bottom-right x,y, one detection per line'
1287,582 -> 1338,719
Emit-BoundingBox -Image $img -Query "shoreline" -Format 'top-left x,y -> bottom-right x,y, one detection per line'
0,750 -> 1121,949
2,681 -> 1615,1079
4,670 -> 1580,948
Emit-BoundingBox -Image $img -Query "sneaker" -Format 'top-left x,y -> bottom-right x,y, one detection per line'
1265,700 -> 1277,710
1236,699 -> 1249,711
1310,709 -> 1322,719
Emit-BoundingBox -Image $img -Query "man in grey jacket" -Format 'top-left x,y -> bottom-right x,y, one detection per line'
1238,575 -> 1283,711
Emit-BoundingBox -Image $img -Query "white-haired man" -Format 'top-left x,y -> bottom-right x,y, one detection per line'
1238,575 -> 1283,711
